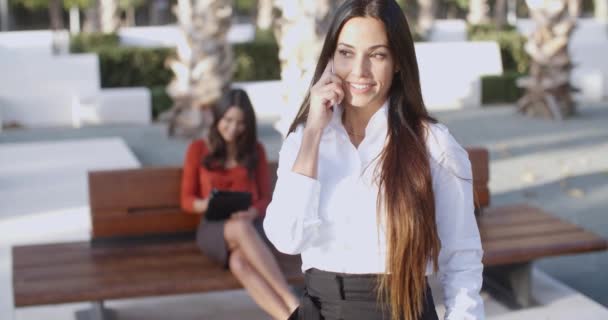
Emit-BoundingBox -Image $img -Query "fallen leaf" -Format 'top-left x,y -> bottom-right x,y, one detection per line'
566,188 -> 585,198
521,172 -> 537,183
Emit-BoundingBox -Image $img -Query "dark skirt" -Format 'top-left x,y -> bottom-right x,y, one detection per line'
195,217 -> 270,268
288,268 -> 439,320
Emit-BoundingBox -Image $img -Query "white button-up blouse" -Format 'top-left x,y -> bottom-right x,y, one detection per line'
264,100 -> 485,319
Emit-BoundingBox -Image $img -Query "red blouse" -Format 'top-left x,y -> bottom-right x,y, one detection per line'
180,139 -> 271,218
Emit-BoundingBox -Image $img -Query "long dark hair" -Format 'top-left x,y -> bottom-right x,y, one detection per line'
204,88 -> 258,177
288,1 -> 440,319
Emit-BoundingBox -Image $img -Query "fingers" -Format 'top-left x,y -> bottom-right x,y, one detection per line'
320,83 -> 344,106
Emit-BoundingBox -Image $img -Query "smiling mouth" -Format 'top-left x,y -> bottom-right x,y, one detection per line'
348,82 -> 375,92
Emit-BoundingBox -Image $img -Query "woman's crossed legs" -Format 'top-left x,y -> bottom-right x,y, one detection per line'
224,218 -> 299,320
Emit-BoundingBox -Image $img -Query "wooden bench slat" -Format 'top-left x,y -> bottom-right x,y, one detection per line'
13,240 -> 303,307
88,167 -> 182,210
92,212 -> 199,238
479,205 -> 555,225
13,242 -> 200,268
482,231 -> 607,266
480,220 -> 582,241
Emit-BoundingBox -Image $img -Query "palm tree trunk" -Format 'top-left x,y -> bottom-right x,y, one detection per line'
1,0 -> 10,31
273,0 -> 343,135
417,0 -> 436,38
49,0 -> 63,30
517,0 -> 576,119
99,0 -> 120,32
256,0 -> 273,30
468,0 -> 490,25
164,0 -> 234,137
83,0 -> 119,33
596,0 -> 608,21
126,6 -> 136,26
494,0 -> 508,28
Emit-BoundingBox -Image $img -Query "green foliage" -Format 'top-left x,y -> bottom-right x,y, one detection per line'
150,86 -> 173,119
11,0 -> 91,10
70,32 -> 119,52
481,72 -> 524,104
94,46 -> 174,88
63,0 -> 90,9
233,29 -> 281,81
468,24 -> 529,74
10,0 -> 48,10
234,0 -> 255,15
118,0 -> 145,10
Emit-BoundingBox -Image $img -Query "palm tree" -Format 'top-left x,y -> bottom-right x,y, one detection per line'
272,0 -> 343,135
468,0 -> 490,25
256,0 -> 273,30
596,0 -> 608,21
49,0 -> 64,30
517,0 -> 577,119
83,0 -> 119,32
417,0 -> 436,37
162,0 -> 234,137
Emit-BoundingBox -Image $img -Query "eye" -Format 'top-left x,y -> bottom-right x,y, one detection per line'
372,52 -> 387,60
338,49 -> 353,57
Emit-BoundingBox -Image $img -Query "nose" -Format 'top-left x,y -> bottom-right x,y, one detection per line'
350,56 -> 372,79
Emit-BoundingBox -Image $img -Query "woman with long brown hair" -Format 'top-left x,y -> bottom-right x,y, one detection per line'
181,88 -> 299,319
264,1 -> 484,319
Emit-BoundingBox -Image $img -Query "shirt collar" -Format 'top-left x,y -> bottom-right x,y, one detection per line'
328,99 -> 390,137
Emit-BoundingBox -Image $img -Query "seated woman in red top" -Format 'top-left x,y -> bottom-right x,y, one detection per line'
180,88 -> 299,319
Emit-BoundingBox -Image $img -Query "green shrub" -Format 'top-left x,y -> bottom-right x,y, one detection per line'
481,72 -> 524,104
150,86 -> 173,119
468,24 -> 529,74
70,33 -> 119,53
233,40 -> 280,81
234,0 -> 255,15
94,46 -> 174,88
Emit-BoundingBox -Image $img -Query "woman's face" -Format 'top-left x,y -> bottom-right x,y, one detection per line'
333,17 -> 396,110
217,106 -> 246,144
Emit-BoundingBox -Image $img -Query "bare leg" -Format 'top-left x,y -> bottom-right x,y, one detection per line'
225,219 -> 300,313
229,249 -> 291,320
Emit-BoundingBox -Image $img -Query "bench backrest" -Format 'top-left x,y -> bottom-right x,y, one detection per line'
89,147 -> 489,239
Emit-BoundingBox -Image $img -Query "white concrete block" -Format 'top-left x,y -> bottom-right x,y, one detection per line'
118,24 -> 255,48
232,80 -> 284,120
0,30 -> 69,54
569,42 -> 608,99
0,138 -> 140,241
415,41 -> 503,109
0,50 -> 102,127
572,69 -> 605,102
88,87 -> 152,125
428,19 -> 468,42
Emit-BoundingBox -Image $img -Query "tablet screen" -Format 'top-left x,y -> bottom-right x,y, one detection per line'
205,189 -> 252,221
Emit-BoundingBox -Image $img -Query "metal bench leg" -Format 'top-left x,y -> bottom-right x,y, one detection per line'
75,301 -> 117,320
483,262 -> 538,309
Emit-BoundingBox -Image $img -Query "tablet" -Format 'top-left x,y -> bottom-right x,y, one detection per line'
205,189 -> 252,221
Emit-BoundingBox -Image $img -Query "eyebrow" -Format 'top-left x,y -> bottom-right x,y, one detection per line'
337,43 -> 389,50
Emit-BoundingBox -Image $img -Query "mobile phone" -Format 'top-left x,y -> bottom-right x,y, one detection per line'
330,58 -> 336,112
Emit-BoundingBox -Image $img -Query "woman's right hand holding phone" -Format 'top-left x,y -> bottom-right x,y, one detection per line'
306,60 -> 345,133
293,60 -> 344,179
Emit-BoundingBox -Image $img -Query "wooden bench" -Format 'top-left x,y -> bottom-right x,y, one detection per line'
12,147 -> 607,318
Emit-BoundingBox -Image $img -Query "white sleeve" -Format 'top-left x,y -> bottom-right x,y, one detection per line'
263,127 -> 322,254
432,133 -> 485,320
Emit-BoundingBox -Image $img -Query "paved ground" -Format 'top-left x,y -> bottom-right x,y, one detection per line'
2,102 -> 607,318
